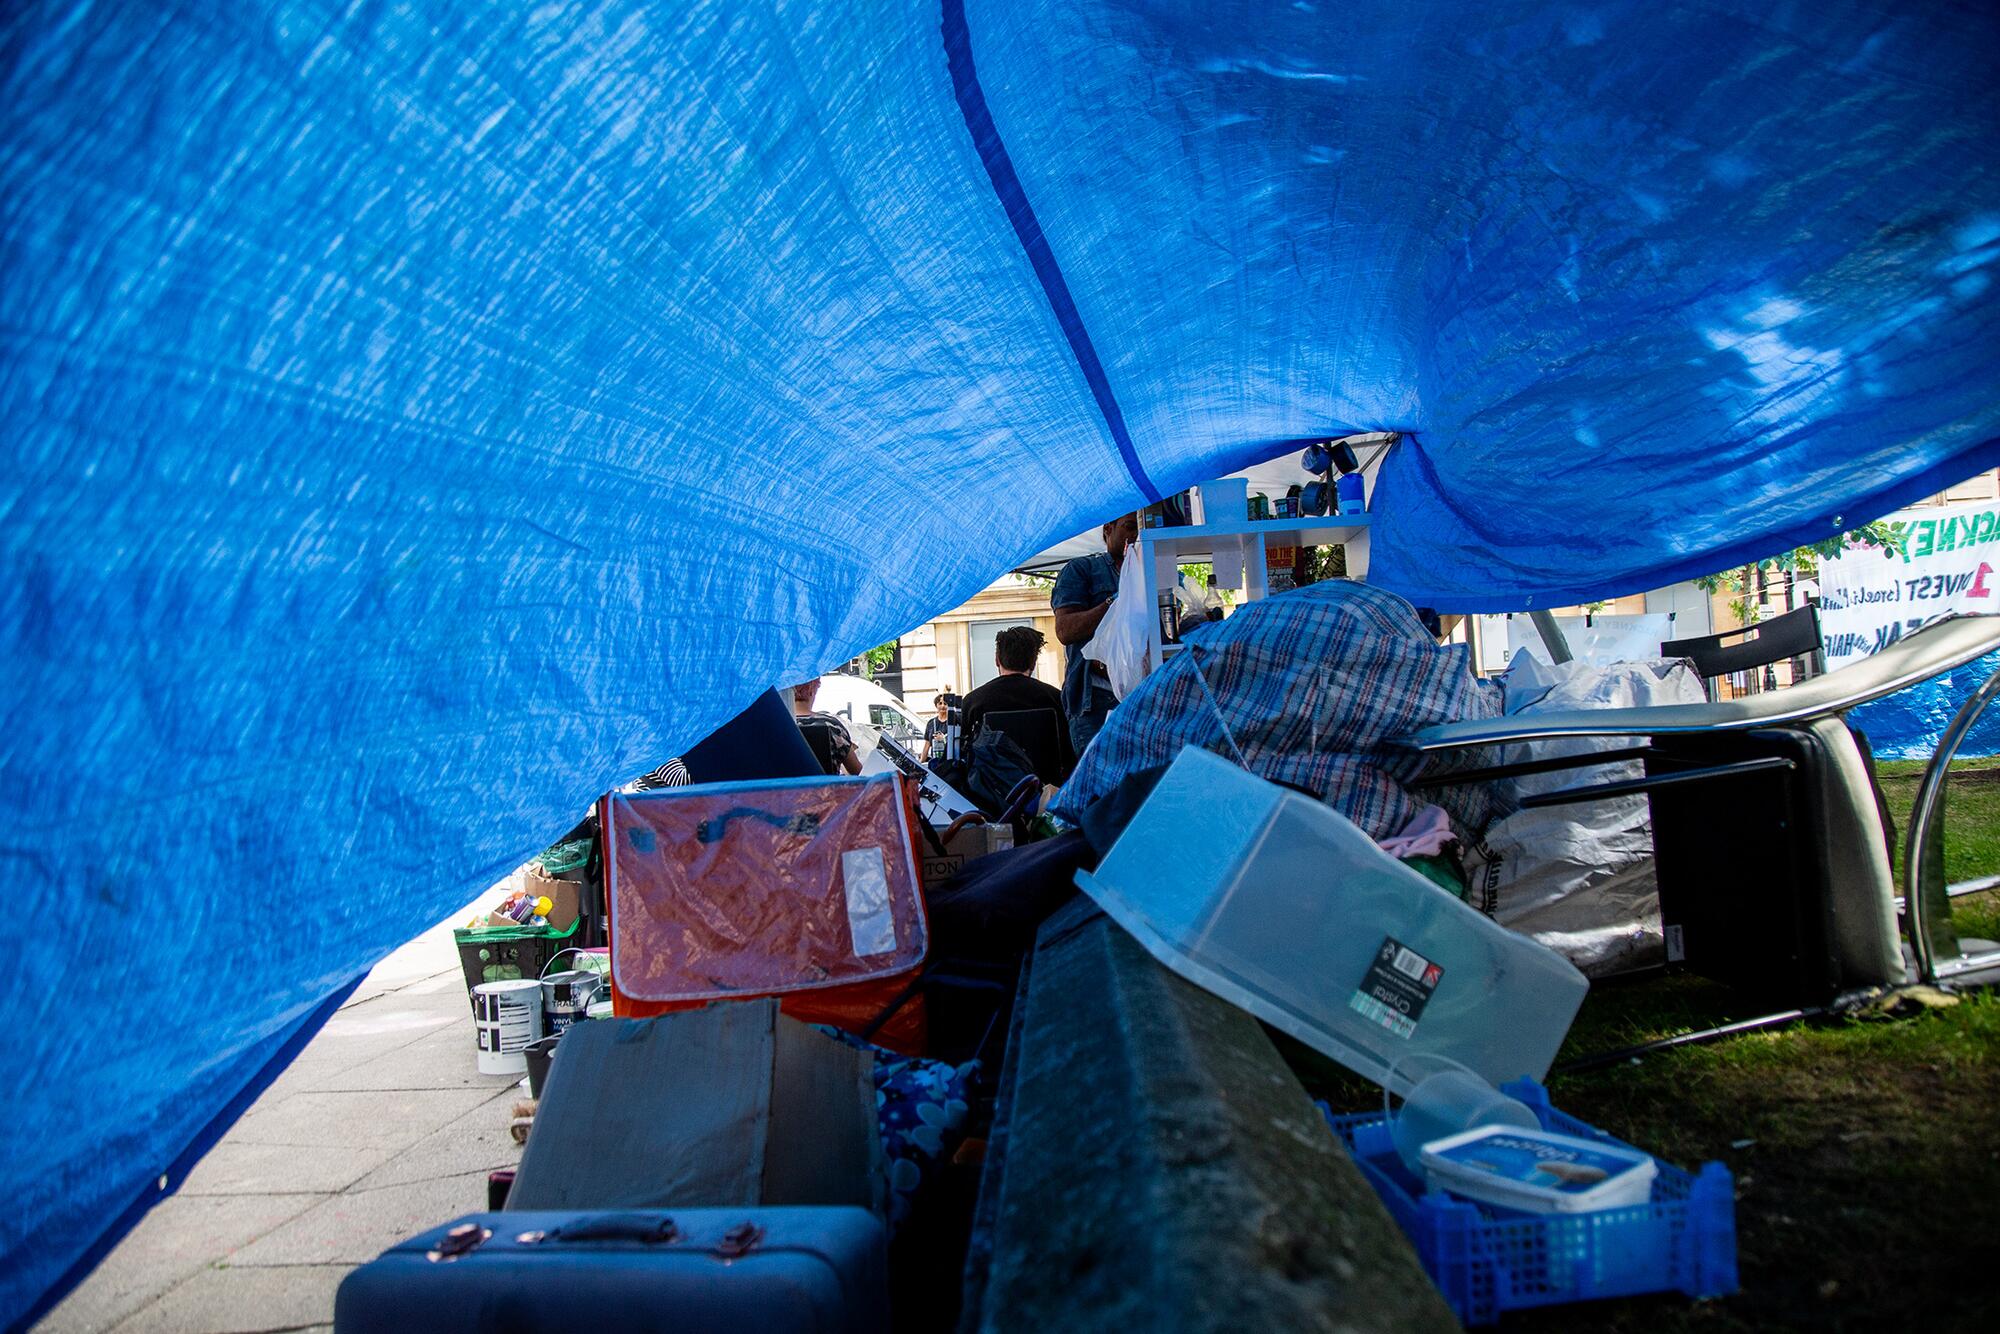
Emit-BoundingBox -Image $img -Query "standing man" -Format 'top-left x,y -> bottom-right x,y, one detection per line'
1052,513 -> 1138,757
959,625 -> 1074,782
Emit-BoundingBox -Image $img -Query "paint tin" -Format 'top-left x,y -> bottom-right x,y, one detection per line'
1337,472 -> 1366,513
540,969 -> 603,1035
472,979 -> 544,1076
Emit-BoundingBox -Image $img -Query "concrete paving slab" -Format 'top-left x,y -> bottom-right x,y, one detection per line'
226,1086 -> 501,1151
37,892 -> 520,1332
245,997 -> 463,1105
177,1141 -> 397,1198
228,1174 -> 496,1268
343,899 -> 484,1007
244,1050 -> 382,1108
315,1000 -> 462,1042
110,1265 -> 350,1334
38,1194 -> 328,1334
346,1087 -> 524,1192
398,968 -> 473,997
292,1017 -> 498,1095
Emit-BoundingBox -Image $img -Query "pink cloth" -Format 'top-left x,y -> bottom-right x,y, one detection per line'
1378,803 -> 1454,859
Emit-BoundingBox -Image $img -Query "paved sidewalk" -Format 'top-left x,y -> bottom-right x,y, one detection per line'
40,904 -> 527,1333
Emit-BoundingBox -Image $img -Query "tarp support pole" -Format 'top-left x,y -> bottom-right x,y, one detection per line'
1530,609 -> 1574,664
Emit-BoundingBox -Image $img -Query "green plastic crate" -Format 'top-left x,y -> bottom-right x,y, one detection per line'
453,920 -> 580,1001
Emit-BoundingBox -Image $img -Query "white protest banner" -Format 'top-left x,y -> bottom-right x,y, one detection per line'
1817,499 -> 2000,668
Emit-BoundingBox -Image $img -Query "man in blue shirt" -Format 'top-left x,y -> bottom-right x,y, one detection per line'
1051,513 -> 1139,757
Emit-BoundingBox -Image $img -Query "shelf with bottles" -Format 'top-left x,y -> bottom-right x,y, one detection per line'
1140,477 -> 1374,671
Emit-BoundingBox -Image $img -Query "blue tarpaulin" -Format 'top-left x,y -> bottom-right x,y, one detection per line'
1851,651 -> 2000,761
3,0 -> 1997,1322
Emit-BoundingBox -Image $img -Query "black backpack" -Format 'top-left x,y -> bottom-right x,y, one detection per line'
932,728 -> 1041,819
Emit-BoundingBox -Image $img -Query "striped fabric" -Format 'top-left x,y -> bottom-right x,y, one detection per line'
1051,581 -> 1502,839
630,757 -> 692,790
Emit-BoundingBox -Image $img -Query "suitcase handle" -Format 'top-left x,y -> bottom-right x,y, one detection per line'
546,1214 -> 682,1245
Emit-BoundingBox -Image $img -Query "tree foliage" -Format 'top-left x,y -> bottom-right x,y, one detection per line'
1691,520 -> 1908,624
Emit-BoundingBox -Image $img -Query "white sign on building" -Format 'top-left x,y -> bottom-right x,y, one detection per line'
1818,500 -> 2000,667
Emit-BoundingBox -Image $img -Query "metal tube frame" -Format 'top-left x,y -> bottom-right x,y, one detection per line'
1518,755 -> 1795,810
1903,660 -> 2000,985
1528,608 -> 1573,665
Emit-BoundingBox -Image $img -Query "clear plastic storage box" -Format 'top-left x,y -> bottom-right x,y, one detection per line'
1075,746 -> 1588,1091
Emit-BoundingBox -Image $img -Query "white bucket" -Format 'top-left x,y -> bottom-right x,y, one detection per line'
472,979 -> 544,1076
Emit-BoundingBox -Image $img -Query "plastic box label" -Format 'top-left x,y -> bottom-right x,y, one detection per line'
1348,936 -> 1444,1039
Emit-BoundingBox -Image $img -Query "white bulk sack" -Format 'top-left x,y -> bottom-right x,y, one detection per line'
1470,651 -> 1707,976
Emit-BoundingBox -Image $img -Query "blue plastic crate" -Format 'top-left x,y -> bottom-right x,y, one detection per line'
1318,1079 -> 1737,1325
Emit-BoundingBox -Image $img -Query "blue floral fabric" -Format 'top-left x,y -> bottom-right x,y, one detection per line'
814,1026 -> 976,1227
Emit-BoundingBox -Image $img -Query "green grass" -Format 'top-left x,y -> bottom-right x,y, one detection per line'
1295,760 -> 2000,1332
1877,755 -> 2000,902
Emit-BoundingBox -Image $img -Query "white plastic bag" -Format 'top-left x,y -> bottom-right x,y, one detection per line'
1084,544 -> 1151,699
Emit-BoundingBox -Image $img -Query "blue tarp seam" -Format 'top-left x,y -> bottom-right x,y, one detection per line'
940,0 -> 1164,505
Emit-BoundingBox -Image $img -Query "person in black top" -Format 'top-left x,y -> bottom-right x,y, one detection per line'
960,626 -> 1075,782
922,692 -> 953,762
1053,514 -> 1138,756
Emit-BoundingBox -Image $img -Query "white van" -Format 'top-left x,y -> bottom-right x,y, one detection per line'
814,674 -> 925,753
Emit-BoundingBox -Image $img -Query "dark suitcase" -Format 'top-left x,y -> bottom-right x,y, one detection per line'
334,1207 -> 888,1333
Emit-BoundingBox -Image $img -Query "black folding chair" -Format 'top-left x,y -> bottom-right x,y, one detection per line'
795,716 -> 840,775
1401,613 -> 2000,1009
1661,602 -> 1822,698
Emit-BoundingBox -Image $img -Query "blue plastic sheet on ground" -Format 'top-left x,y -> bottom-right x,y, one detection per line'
2,1 -> 1997,1323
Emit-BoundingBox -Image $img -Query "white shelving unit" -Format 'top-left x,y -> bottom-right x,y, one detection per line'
1139,503 -> 1372,672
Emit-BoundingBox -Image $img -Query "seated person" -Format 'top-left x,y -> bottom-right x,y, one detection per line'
791,677 -> 863,775
960,625 -> 1074,783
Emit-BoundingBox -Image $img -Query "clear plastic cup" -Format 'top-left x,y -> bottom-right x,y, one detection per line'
1386,1053 -> 1541,1174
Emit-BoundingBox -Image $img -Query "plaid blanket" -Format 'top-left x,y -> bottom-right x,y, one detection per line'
1051,580 -> 1501,839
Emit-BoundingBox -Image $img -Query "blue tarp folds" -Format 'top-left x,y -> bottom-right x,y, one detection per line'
2,0 -> 1996,1322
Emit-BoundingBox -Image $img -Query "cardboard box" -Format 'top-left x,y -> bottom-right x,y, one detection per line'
921,821 -> 1015,890
523,865 -> 581,933
508,998 -> 882,1213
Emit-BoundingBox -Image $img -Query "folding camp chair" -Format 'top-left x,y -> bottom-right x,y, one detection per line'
1402,614 -> 2000,1005
796,716 -> 842,775
1660,601 -> 1823,699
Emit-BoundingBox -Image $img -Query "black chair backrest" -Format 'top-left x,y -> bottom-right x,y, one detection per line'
979,708 -> 1065,786
1661,602 -> 1822,682
794,717 -> 840,775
